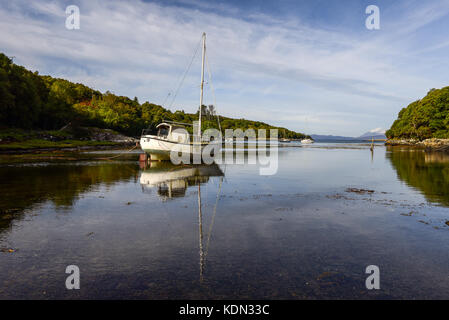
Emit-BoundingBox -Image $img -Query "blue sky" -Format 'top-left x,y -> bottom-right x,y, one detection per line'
1,0 -> 449,136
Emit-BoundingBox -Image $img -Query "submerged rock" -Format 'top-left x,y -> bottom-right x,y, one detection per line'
345,188 -> 375,194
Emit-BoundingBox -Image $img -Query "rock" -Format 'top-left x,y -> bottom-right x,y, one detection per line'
345,188 -> 375,194
87,127 -> 137,144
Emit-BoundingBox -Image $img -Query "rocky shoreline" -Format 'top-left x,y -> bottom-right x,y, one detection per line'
0,126 -> 138,154
0,143 -> 136,155
386,138 -> 449,151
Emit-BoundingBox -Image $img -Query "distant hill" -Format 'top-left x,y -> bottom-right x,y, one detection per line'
386,86 -> 449,140
357,131 -> 386,140
358,134 -> 387,140
311,131 -> 386,141
357,127 -> 386,140
310,134 -> 358,141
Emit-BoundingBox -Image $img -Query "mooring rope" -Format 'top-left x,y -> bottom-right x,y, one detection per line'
94,144 -> 138,160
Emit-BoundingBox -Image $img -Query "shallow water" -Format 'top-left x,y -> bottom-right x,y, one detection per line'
0,143 -> 448,299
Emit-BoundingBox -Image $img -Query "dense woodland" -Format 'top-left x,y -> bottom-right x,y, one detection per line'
386,86 -> 449,140
0,53 -> 307,139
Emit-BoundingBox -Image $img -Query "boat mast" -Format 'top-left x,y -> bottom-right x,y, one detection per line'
198,32 -> 206,139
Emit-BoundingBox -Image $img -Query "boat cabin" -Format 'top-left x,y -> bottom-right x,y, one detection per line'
156,123 -> 189,143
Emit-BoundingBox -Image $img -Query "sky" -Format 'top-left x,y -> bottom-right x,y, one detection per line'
1,0 -> 449,136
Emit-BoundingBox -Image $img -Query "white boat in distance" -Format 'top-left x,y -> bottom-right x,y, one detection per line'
301,138 -> 314,144
140,33 -> 220,161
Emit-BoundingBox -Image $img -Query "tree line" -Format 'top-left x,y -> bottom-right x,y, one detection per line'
0,52 -> 308,139
386,86 -> 449,140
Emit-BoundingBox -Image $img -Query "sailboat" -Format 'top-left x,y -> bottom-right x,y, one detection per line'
300,116 -> 314,144
140,33 -> 221,161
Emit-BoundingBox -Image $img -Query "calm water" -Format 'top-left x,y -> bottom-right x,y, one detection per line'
0,143 -> 449,299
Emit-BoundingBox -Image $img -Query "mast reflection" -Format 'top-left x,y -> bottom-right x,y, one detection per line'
139,161 -> 224,280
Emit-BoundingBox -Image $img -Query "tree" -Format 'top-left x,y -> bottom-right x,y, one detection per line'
387,86 -> 449,140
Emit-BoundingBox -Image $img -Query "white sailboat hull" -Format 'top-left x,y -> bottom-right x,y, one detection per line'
140,135 -> 221,161
140,135 -> 181,160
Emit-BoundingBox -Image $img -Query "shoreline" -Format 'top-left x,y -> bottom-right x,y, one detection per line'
0,142 -> 137,155
3,138 -> 449,155
385,138 -> 449,151
0,127 -> 138,155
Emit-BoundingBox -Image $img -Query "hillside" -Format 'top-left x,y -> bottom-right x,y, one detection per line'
311,131 -> 386,141
358,130 -> 386,140
386,86 -> 449,140
0,53 -> 308,141
310,134 -> 358,141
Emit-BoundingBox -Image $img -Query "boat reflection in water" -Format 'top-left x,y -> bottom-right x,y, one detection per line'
140,161 -> 224,200
140,161 -> 224,281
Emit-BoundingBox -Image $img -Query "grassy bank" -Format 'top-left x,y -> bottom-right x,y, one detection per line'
0,139 -> 119,150
0,127 -> 130,152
